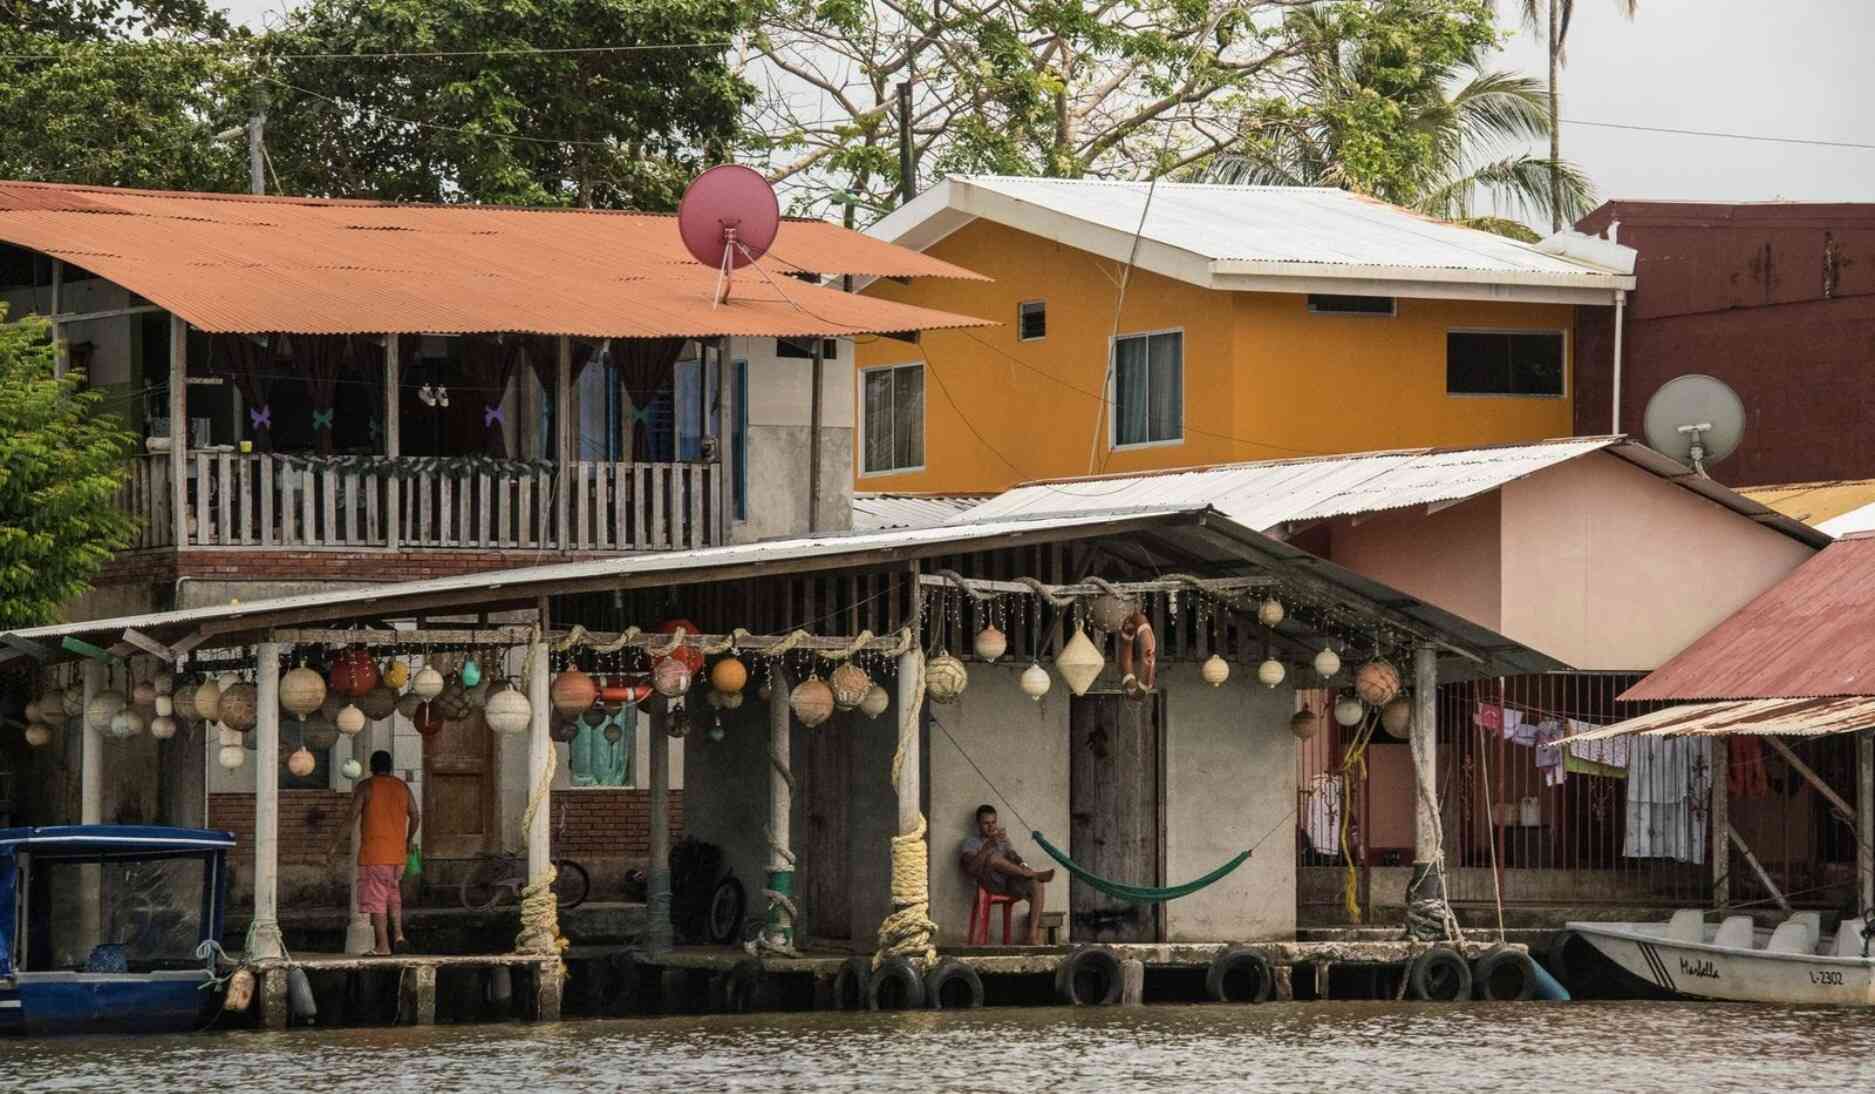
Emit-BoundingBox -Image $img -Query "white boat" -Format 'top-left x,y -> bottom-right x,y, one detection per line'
1567,910 -> 1875,1006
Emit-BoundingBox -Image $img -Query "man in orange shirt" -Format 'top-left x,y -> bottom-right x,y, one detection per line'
331,750 -> 419,955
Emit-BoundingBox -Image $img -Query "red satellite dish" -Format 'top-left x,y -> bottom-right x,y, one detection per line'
678,164 -> 780,302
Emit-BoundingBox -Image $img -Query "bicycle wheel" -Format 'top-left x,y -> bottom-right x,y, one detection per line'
706,875 -> 746,945
553,859 -> 591,911
461,857 -> 512,912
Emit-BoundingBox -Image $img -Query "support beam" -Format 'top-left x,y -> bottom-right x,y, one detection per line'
1763,736 -> 1857,826
1711,737 -> 1729,910
169,314 -> 188,548
1727,822 -> 1792,915
646,697 -> 673,954
121,628 -> 175,662
555,336 -> 572,551
250,641 -> 287,958
1860,730 -> 1873,916
384,334 -> 401,552
767,669 -> 795,949
526,635 -> 552,904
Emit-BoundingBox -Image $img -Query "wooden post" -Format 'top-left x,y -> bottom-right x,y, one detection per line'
646,697 -> 673,953
1406,644 -> 1443,931
555,336 -> 572,551
250,641 -> 287,959
169,314 -> 188,548
50,258 -> 66,377
767,668 -> 795,948
1728,823 -> 1792,915
807,341 -> 823,533
526,635 -> 552,891
1711,737 -> 1730,909
384,334 -> 401,551
1860,730 -> 1874,916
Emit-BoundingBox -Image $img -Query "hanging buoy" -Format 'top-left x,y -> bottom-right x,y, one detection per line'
485,684 -> 533,736
549,669 -> 596,716
710,656 -> 749,695
1257,598 -> 1285,627
1055,627 -> 1104,696
925,653 -> 969,704
329,649 -> 380,697
653,658 -> 692,699
286,747 -> 316,777
24,723 -> 51,747
218,744 -> 246,770
132,679 -> 157,707
973,625 -> 1008,663
1334,696 -> 1365,727
1290,708 -> 1319,741
411,665 -> 446,701
218,684 -> 259,734
108,708 -> 145,739
413,701 -> 446,737
829,662 -> 872,710
1257,659 -> 1286,689
154,694 -> 174,718
1201,655 -> 1231,687
1381,696 -> 1413,736
1354,660 -> 1401,706
341,758 -> 364,780
280,664 -> 326,721
461,657 -> 482,688
154,671 -> 175,696
1313,647 -> 1342,678
790,676 -> 835,728
336,704 -> 367,736
172,683 -> 199,724
85,691 -> 127,733
382,660 -> 410,690
149,715 -> 177,740
1088,594 -> 1136,635
1020,661 -> 1052,701
395,692 -> 425,721
360,685 -> 398,721
859,684 -> 890,719
62,685 -> 84,719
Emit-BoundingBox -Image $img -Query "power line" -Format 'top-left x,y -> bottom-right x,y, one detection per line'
254,73 -> 617,148
1561,117 -> 1875,152
0,39 -> 737,63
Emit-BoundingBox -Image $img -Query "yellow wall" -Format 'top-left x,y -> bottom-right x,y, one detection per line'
855,218 -> 1577,493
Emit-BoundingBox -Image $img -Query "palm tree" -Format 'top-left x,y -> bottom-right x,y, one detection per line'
1521,0 -> 1640,231
1203,5 -> 1595,238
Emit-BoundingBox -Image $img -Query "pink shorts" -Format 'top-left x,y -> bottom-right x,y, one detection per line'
358,863 -> 405,914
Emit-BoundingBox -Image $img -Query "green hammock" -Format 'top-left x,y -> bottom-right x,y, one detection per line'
1030,831 -> 1252,905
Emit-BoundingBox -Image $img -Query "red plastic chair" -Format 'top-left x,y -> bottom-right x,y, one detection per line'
968,883 -> 1017,945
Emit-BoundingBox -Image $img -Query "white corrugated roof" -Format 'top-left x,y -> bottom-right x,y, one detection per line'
869,176 -> 1636,302
962,437 -> 1829,547
852,492 -> 990,531
1556,697 -> 1875,742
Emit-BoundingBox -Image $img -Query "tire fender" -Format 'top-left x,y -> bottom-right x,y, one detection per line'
1408,946 -> 1473,1002
1206,946 -> 1274,1004
866,956 -> 927,1011
924,958 -> 985,1009
721,958 -> 770,1013
832,956 -> 871,1011
1055,945 -> 1125,1006
1472,947 -> 1538,1001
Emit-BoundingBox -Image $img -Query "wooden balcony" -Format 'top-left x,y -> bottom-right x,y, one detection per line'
118,451 -> 724,554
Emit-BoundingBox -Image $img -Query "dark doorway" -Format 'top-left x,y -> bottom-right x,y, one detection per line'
1068,693 -> 1164,944
798,716 -> 853,940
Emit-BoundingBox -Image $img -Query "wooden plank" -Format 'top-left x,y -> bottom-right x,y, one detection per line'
496,475 -> 512,548
538,469 -> 553,548
189,452 -> 208,546
297,464 -> 313,547
341,471 -> 357,545
234,455 -> 251,544
417,472 -> 432,546
169,316 -> 188,548
384,334 -> 401,552
517,475 -> 533,548
575,461 -> 591,550
613,462 -> 628,550
687,464 -> 703,550
321,468 -> 338,547
555,336 -> 572,551
456,468 -> 471,548
365,472 -> 380,544
479,472 -> 493,548
633,465 -> 650,550
439,474 -> 454,546
259,457 -> 274,546
648,464 -> 666,550
1068,694 -> 1164,944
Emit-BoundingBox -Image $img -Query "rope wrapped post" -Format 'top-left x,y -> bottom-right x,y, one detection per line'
1405,643 -> 1460,942
646,696 -> 675,954
877,647 -> 937,968
250,641 -> 286,960
516,632 -> 564,1018
759,668 -> 800,955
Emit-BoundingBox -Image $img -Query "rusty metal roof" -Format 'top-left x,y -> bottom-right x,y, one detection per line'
0,181 -> 991,339
1557,696 -> 1875,742
1739,478 -> 1875,527
1622,534 -> 1875,701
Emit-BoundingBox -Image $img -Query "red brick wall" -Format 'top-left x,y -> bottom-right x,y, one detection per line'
97,547 -> 630,590
551,789 -> 685,859
209,790 -> 351,867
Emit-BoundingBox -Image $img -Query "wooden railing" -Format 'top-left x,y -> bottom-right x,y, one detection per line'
120,452 -> 723,553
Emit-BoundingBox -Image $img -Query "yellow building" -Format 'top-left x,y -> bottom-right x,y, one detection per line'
853,177 -> 1635,493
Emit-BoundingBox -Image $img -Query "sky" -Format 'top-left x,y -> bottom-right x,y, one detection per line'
214,0 -> 1875,214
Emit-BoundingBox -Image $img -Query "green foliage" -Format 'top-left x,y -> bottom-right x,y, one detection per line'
0,310 -> 139,628
262,0 -> 760,209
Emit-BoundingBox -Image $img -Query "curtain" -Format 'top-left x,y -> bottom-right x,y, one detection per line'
210,333 -> 278,451
1623,737 -> 1713,864
288,334 -> 356,455
612,337 -> 688,461
460,336 -> 530,456
1114,336 -> 1150,446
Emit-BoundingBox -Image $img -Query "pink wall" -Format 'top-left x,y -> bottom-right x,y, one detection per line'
1499,453 -> 1816,671
1328,492 -> 1503,633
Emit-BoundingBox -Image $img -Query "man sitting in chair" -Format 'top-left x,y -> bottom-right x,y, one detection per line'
960,804 -> 1055,945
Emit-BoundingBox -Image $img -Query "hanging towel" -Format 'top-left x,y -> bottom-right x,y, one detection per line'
1500,707 -> 1525,742
1729,735 -> 1771,800
1623,737 -> 1712,863
1474,703 -> 1503,733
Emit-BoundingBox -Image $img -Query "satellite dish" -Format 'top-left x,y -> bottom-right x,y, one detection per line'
677,164 -> 780,304
1643,374 -> 1745,476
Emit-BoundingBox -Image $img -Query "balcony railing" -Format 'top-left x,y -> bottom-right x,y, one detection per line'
119,452 -> 723,553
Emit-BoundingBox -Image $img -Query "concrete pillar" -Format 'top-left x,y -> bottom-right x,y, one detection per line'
527,638 -> 552,889
1119,959 -> 1145,1006
767,669 -> 795,947
384,334 -> 401,551
533,960 -> 564,1022
408,965 -> 437,1025
646,699 -> 673,953
78,661 -> 103,952
261,966 -> 289,1030
168,314 -> 188,548
250,642 -> 286,959
1860,730 -> 1874,916
555,336 -> 572,550
895,650 -> 924,838
1406,645 -> 1444,922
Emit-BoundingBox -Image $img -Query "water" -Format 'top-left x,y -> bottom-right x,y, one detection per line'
10,1002 -> 1874,1093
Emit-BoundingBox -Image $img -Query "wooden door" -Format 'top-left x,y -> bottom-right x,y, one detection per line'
797,716 -> 853,941
423,711 -> 496,860
1068,694 -> 1163,943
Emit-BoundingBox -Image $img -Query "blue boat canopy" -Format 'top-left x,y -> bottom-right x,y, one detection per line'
0,825 -> 237,855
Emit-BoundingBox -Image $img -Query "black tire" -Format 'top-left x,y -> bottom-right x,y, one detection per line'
460,857 -> 509,912
924,958 -> 985,1009
1055,945 -> 1125,1006
721,958 -> 771,1013
1541,929 -> 1585,994
1206,947 -> 1274,1004
832,956 -> 871,1011
706,875 -> 747,945
553,859 -> 591,911
1408,947 -> 1473,1002
1472,947 -> 1538,1001
866,956 -> 927,1011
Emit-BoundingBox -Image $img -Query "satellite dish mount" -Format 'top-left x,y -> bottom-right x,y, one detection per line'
1642,374 -> 1745,481
677,165 -> 781,307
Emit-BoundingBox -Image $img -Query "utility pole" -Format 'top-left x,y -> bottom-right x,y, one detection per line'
247,108 -> 267,196
1547,0 -> 1560,233
896,80 -> 915,204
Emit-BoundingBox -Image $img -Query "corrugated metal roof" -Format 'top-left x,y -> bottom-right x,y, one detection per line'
1557,697 -> 1875,742
851,492 -> 991,530
941,176 -> 1631,281
1622,535 -> 1875,701
1740,478 -> 1875,527
0,181 -> 991,339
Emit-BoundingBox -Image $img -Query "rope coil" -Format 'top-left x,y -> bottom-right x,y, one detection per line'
876,657 -> 937,970
515,725 -> 567,960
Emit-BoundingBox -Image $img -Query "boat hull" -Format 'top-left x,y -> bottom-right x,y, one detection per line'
1568,922 -> 1875,1006
4,971 -> 213,1036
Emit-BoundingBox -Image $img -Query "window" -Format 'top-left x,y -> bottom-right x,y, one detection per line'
1446,330 -> 1565,397
861,363 -> 925,474
1111,330 -> 1183,448
777,337 -> 838,360
732,359 -> 748,520
1018,300 -> 1047,341
26,854 -> 209,972
1308,293 -> 1395,316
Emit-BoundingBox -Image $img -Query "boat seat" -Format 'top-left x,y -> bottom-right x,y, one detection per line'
1766,918 -> 1817,955
1836,919 -> 1869,958
1790,911 -> 1823,946
1713,915 -> 1755,950
1666,908 -> 1706,944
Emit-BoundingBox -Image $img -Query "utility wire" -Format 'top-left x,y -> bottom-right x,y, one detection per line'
0,39 -> 737,63
1560,117 -> 1875,152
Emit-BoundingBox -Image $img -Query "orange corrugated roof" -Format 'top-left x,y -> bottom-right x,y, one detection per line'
0,181 -> 991,339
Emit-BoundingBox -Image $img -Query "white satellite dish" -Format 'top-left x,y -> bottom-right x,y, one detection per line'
1642,374 -> 1745,477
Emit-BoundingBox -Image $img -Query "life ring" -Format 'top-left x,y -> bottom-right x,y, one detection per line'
924,958 -> 985,1009
1115,611 -> 1157,697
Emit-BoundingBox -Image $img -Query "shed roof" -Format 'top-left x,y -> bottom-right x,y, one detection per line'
1555,697 -> 1875,743
0,507 -> 1564,679
852,492 -> 991,531
0,181 -> 991,339
1739,478 -> 1875,528
1621,534 -> 1875,701
869,176 -> 1636,304
962,437 -> 1829,548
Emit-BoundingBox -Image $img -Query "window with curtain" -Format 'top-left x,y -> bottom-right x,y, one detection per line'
1112,330 -> 1183,447
861,363 -> 925,474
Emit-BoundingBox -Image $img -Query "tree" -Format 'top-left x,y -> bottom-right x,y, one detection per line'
1203,0 -> 1595,235
0,310 -> 138,628
260,0 -> 759,209
1519,0 -> 1638,231
747,0 -> 1305,222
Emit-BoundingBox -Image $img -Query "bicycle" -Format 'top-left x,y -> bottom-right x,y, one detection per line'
459,804 -> 592,912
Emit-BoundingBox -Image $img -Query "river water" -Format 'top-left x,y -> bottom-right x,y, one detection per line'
10,1002 -> 1873,1092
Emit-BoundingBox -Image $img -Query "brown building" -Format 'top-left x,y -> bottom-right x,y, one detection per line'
1573,201 -> 1875,488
